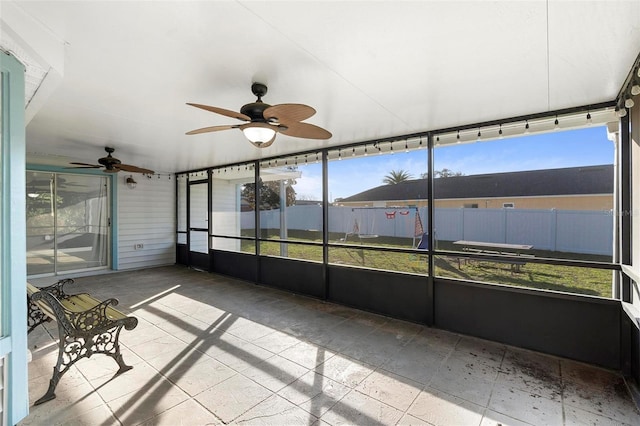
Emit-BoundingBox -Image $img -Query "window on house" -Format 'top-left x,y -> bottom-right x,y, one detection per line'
503,203 -> 514,208
464,203 -> 479,208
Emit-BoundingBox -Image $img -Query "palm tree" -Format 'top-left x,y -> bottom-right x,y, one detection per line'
383,169 -> 413,185
420,168 -> 464,179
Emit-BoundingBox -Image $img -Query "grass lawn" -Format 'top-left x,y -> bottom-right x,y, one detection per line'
248,238 -> 613,298
434,256 -> 611,297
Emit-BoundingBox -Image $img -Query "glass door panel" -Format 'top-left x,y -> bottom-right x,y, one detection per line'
189,181 -> 208,230
26,171 -> 55,275
188,181 -> 209,269
56,173 -> 109,272
177,175 -> 187,244
189,230 -> 209,254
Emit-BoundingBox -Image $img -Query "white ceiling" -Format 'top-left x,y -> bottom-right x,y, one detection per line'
2,1 -> 640,174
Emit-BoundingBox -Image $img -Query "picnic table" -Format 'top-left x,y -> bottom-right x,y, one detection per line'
453,240 -> 533,272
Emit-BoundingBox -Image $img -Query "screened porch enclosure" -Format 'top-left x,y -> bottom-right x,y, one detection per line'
175,114 -> 628,373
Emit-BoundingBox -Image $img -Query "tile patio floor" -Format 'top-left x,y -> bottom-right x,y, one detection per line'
21,265 -> 640,425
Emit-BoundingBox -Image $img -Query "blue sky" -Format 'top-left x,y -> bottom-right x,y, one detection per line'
293,125 -> 615,202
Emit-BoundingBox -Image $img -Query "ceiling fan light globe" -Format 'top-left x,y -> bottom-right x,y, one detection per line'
251,138 -> 276,149
243,126 -> 276,144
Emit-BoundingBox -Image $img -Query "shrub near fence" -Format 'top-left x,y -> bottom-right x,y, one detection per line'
240,206 -> 613,256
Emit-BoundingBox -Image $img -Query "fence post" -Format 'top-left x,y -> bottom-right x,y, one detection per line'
502,208 -> 508,243
551,208 -> 558,252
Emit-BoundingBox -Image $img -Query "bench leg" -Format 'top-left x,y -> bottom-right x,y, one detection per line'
34,324 -> 133,405
113,353 -> 133,375
34,375 -> 60,405
34,319 -> 89,405
34,326 -> 77,405
92,326 -> 133,375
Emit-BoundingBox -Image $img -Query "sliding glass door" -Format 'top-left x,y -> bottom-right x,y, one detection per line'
26,171 -> 110,276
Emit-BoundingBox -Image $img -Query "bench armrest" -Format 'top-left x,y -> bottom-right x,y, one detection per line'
31,291 -> 138,335
39,278 -> 75,300
71,297 -> 137,331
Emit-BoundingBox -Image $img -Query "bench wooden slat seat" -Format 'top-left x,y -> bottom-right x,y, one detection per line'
27,279 -> 138,405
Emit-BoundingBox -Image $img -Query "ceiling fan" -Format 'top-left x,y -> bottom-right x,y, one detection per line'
186,82 -> 332,148
68,147 -> 155,174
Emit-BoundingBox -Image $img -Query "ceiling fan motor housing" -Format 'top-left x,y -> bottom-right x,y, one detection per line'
98,146 -> 121,167
98,154 -> 121,167
240,101 -> 271,122
241,83 -> 271,122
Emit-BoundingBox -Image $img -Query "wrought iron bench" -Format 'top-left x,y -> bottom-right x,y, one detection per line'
27,280 -> 138,405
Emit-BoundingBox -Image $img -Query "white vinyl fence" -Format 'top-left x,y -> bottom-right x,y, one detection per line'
240,206 -> 613,256
434,208 -> 612,255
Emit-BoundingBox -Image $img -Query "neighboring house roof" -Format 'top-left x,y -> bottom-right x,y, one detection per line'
339,165 -> 613,202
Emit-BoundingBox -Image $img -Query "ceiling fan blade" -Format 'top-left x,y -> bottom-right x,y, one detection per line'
279,121 -> 332,140
69,162 -> 101,168
186,103 -> 250,122
263,104 -> 316,123
116,164 -> 155,174
186,124 -> 239,135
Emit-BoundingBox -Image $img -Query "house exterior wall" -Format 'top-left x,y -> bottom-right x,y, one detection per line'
337,194 -> 613,210
117,175 -> 175,270
434,194 -> 612,210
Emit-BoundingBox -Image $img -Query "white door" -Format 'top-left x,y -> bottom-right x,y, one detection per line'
188,180 -> 209,269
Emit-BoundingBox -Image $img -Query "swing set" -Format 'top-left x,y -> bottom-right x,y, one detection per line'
344,208 -> 379,242
344,206 -> 430,248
